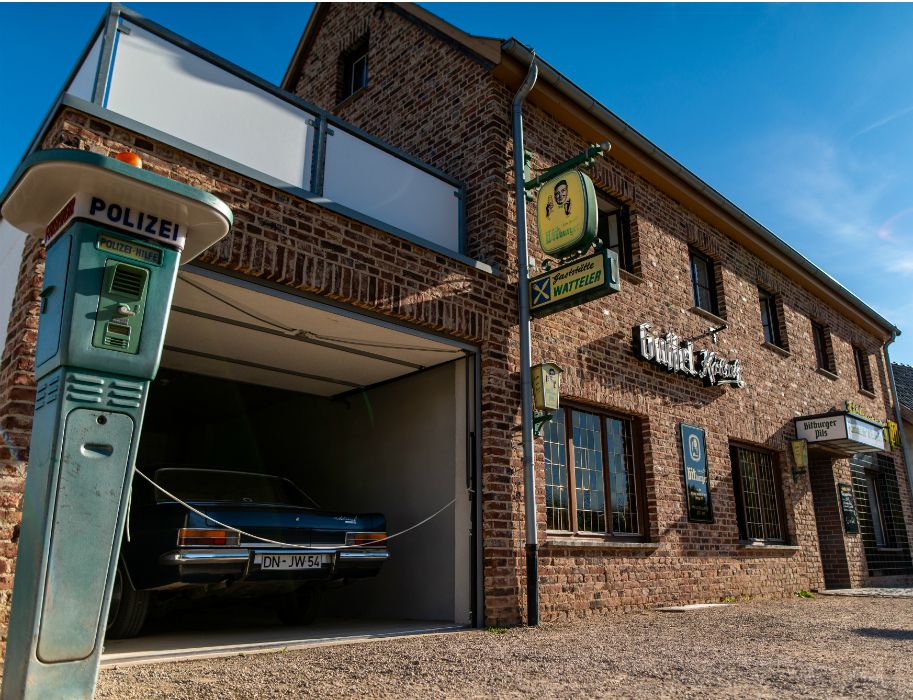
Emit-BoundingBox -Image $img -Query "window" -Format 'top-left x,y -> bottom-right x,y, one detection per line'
850,454 -> 913,575
730,445 -> 786,542
853,346 -> 874,392
689,247 -> 719,316
339,37 -> 368,101
865,471 -> 889,547
596,194 -> 634,273
758,289 -> 782,348
543,406 -> 644,538
811,321 -> 834,373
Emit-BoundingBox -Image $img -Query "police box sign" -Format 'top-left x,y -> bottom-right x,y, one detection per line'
634,323 -> 744,388
44,193 -> 188,251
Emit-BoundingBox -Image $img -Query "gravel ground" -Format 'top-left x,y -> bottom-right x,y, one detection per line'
96,596 -> 913,699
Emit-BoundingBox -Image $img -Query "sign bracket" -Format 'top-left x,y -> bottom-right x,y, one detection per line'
523,141 -> 611,191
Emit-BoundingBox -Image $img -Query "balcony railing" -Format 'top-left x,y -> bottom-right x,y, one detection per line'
59,7 -> 465,257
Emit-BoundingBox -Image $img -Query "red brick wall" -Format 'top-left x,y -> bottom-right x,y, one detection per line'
0,238 -> 43,654
293,4 -> 515,272
0,109 -> 521,653
289,2 -> 913,622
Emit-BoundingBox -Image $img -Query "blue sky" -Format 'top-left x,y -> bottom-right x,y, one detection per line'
2,3 -> 912,362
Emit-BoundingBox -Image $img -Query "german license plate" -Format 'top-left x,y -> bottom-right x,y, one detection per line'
254,553 -> 329,570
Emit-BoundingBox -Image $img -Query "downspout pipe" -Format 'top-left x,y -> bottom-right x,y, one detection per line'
513,57 -> 539,626
884,333 -> 913,505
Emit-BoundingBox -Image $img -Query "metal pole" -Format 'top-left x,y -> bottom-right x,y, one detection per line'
884,334 -> 913,505
512,58 -> 539,626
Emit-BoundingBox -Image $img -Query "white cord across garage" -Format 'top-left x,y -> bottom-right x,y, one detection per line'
132,467 -> 456,549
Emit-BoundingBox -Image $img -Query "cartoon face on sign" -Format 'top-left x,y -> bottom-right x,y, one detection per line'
536,170 -> 597,258
689,434 -> 701,462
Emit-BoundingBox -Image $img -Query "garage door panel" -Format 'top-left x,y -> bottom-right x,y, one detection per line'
173,274 -> 463,371
164,313 -> 417,389
160,349 -> 347,396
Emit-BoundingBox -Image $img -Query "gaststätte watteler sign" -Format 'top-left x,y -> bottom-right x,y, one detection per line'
634,323 -> 744,388
529,249 -> 620,317
536,170 -> 598,258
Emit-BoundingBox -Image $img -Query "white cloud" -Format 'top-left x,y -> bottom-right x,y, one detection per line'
855,104 -> 913,138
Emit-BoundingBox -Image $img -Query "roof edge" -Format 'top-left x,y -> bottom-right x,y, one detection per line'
281,2 -> 503,92
281,3 -> 327,91
500,39 -> 899,340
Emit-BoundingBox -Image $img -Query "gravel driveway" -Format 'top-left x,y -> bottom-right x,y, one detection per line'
97,596 -> 913,698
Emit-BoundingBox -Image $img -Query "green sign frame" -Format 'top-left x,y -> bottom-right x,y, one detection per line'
529,249 -> 620,318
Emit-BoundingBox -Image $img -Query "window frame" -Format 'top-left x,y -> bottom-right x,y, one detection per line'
544,403 -> 648,541
729,443 -> 789,544
811,321 -> 834,373
339,36 -> 369,102
596,193 -> 634,274
853,345 -> 874,393
689,247 -> 720,316
758,288 -> 783,348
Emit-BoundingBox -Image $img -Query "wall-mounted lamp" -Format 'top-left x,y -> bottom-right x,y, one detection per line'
791,439 -> 809,481
531,362 -> 562,437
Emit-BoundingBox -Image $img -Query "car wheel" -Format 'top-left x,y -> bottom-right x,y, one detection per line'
278,588 -> 321,626
106,562 -> 150,639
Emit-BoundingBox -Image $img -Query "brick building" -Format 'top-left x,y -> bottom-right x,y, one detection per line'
1,2 -> 912,654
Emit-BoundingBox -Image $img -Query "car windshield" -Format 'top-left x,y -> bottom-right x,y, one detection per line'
153,469 -> 307,506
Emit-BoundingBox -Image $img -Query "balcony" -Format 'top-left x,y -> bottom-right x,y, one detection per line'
45,6 -> 477,267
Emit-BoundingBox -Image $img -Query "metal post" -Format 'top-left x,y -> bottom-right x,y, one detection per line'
884,334 -> 913,505
512,58 -> 539,626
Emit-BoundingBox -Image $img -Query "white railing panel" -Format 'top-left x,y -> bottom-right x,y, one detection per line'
105,22 -> 315,191
323,128 -> 461,252
66,31 -> 103,102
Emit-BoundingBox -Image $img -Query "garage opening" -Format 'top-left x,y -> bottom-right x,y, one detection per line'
102,267 -> 478,663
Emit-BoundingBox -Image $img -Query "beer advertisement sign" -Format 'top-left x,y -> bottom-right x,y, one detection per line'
529,249 -> 620,317
536,170 -> 598,258
680,423 -> 713,523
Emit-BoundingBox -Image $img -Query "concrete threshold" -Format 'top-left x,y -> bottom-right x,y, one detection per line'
101,619 -> 467,667
656,603 -> 733,613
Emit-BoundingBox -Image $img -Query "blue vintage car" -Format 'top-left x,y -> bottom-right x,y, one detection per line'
108,467 -> 388,638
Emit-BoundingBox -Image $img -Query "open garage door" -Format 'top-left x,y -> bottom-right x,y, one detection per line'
102,267 -> 478,662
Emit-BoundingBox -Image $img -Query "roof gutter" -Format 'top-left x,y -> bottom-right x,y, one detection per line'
501,39 -> 900,340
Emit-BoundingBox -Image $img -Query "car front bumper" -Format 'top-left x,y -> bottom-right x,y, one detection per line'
157,547 -> 389,585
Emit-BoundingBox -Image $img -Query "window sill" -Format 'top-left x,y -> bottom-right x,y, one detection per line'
816,367 -> 839,381
761,341 -> 790,358
737,541 -> 800,553
858,388 -> 876,399
689,306 -> 727,326
874,546 -> 904,553
543,536 -> 658,552
620,269 -> 644,286
335,84 -> 371,110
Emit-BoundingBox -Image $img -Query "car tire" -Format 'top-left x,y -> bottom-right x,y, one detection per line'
278,588 -> 321,626
106,562 -> 149,639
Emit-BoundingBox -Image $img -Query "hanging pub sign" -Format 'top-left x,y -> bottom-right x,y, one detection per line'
634,323 -> 744,387
529,249 -> 620,317
845,400 -> 901,448
837,482 -> 859,534
794,411 -> 886,455
536,170 -> 598,258
680,423 -> 713,523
